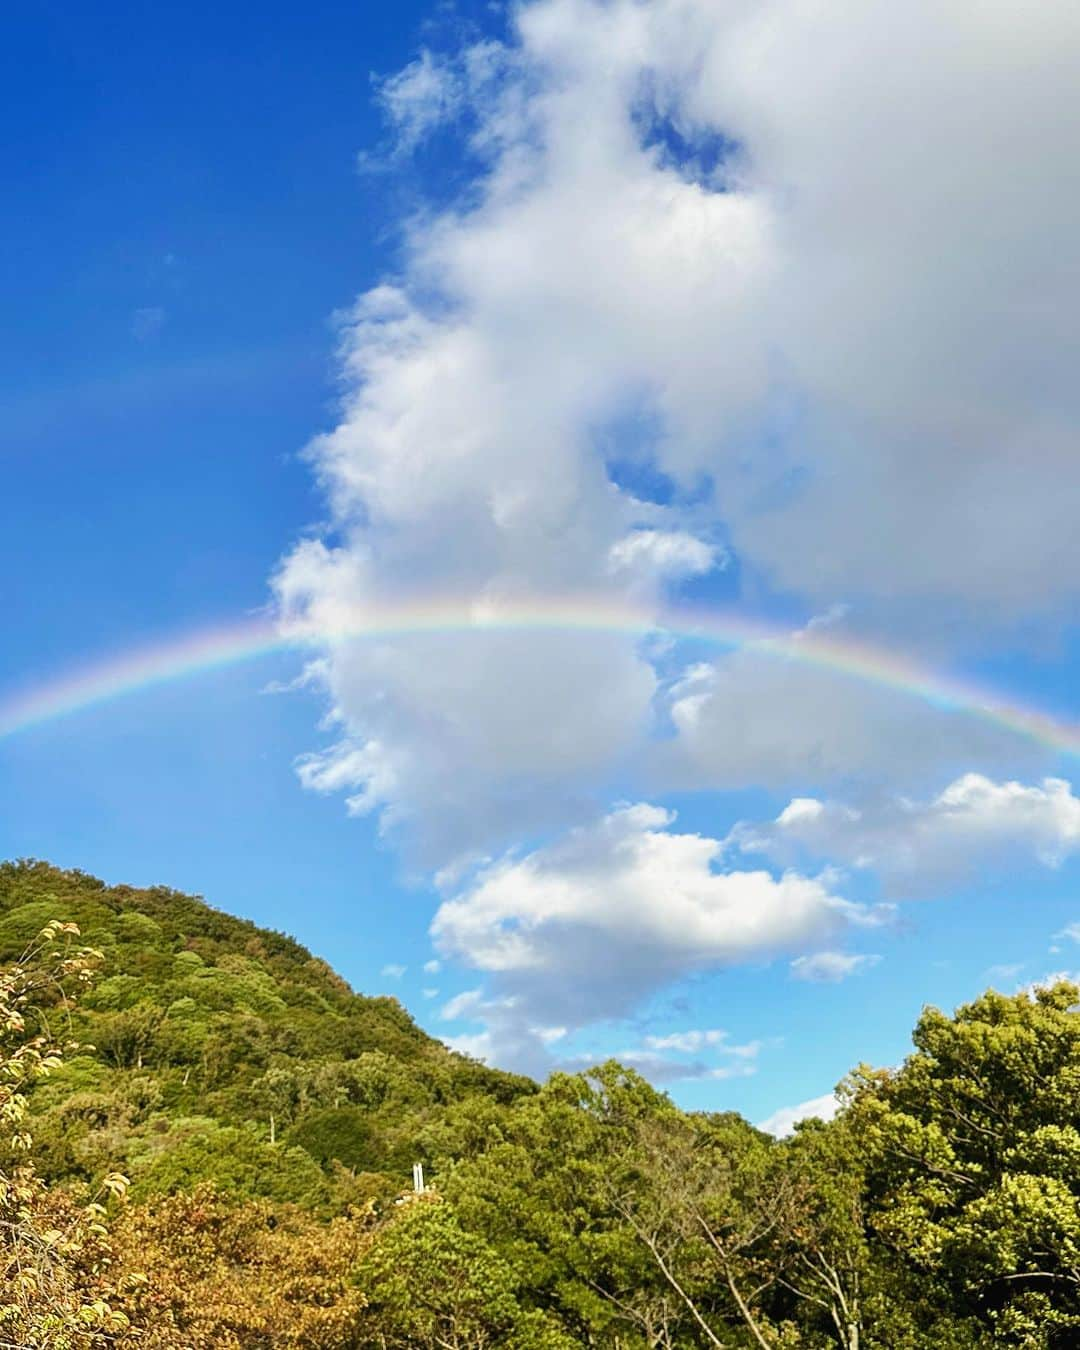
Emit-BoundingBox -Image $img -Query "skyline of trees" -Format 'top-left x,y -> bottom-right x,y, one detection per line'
3,860 -> 1077,1348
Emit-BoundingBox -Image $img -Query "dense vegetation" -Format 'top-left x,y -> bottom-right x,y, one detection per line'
0,860 -> 533,1215
4,860 -> 1080,1348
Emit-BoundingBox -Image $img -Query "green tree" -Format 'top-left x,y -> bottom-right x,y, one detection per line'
438,1062 -> 689,1346
357,1195 -> 574,1348
852,981 -> 1080,1347
773,1112 -> 872,1350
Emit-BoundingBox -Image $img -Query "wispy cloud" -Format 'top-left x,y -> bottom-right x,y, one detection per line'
790,952 -> 881,983
984,963 -> 1024,984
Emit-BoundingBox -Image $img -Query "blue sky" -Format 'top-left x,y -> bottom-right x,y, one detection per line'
4,0 -> 1080,1131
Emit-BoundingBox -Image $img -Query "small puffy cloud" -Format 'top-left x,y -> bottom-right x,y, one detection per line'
438,987 -> 557,1076
607,529 -> 719,580
1057,923 -> 1080,945
430,803 -> 871,1070
758,1091 -> 840,1138
534,1025 -> 569,1045
422,987 -> 440,999
790,951 -> 880,983
423,958 -> 442,974
440,987 -> 489,1021
370,40 -> 508,161
444,1030 -> 495,1062
380,963 -> 407,979
735,774 -> 1080,893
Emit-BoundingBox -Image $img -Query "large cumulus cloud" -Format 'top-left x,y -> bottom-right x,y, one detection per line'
273,0 -> 1080,1066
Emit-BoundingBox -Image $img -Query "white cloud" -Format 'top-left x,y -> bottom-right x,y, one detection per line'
735,774 -> 1080,894
1023,971 -> 1080,999
790,951 -> 880,983
642,1028 -> 758,1057
661,625 -> 1040,794
371,50 -> 464,155
434,804 -> 866,984
443,1030 -> 496,1062
500,0 -> 1080,614
269,0 -> 781,863
441,995 -> 759,1084
440,987 -> 489,1021
1057,924 -> 1080,945
660,0 -> 1080,614
534,1025 -> 568,1045
422,987 -> 440,999
423,958 -> 442,974
607,529 -> 719,581
371,40 -> 510,161
759,1091 -> 840,1138
277,0 -> 1077,865
272,0 -> 1080,1074
277,536 -> 659,864
430,803 -> 873,1069
438,987 -> 554,1075
380,962 -> 407,979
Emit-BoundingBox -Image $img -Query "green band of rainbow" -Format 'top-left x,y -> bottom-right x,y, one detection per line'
1,598 -> 1077,757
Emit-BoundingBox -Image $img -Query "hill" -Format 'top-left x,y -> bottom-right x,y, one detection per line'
7,859 -> 1080,1347
0,859 -> 534,1210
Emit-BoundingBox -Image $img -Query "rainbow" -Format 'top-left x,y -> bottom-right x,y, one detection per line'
0,597 -> 1077,757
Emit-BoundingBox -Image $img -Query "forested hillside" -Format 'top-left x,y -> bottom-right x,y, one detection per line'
0,860 -> 533,1211
4,859 -> 1080,1348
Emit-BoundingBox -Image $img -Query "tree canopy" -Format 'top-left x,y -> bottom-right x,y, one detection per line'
5,860 -> 1080,1348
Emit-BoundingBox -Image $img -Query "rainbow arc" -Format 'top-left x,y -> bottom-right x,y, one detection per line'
1,598 -> 1077,758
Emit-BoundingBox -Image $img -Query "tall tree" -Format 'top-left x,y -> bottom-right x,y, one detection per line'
853,981 -> 1080,1347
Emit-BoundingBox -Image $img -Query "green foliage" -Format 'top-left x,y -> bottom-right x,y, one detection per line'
9,859 -> 1080,1348
0,920 -> 147,1346
130,1122 -> 331,1207
356,1196 -> 576,1348
1,860 -> 535,1208
283,1105 -> 381,1172
852,980 -> 1080,1347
